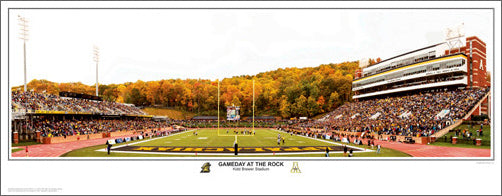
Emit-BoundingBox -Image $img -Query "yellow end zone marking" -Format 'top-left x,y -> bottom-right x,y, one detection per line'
134,147 -> 156,151
124,146 -> 346,153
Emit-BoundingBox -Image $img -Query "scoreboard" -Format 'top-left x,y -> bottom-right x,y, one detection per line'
227,106 -> 240,121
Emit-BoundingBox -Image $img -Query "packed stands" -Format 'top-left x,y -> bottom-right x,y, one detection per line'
11,91 -> 145,115
26,118 -> 171,138
299,88 -> 489,137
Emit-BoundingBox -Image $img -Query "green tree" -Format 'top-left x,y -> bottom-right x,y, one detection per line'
294,95 -> 308,117
328,92 -> 341,110
279,95 -> 291,118
307,96 -> 320,117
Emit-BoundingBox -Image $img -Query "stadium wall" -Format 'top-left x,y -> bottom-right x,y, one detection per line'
42,133 -> 105,144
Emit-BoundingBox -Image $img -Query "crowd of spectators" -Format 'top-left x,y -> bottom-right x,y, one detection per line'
297,88 -> 489,137
12,87 -> 489,140
26,118 -> 172,137
12,91 -> 145,115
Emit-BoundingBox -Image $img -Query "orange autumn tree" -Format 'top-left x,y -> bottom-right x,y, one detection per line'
12,61 -> 359,118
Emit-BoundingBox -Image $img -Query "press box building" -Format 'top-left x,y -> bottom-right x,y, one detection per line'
352,36 -> 490,117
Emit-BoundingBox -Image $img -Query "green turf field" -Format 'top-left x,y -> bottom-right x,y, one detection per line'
61,128 -> 411,157
132,128 -> 329,147
12,141 -> 40,147
431,124 -> 491,149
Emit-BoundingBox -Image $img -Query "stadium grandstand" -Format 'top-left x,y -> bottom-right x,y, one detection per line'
300,36 -> 490,144
352,36 -> 489,99
11,91 -> 175,144
12,91 -> 146,115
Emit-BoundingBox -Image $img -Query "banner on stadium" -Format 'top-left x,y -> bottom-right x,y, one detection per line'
115,138 -> 124,143
138,135 -> 144,140
127,114 -> 154,118
435,109 -> 450,120
125,137 -> 131,142
34,110 -> 93,115
370,112 -> 381,120
107,139 -> 116,145
35,110 -> 65,114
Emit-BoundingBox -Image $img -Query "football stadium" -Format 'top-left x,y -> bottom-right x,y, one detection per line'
10,29 -> 491,158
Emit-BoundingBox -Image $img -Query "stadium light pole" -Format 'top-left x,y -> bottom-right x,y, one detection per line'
93,46 -> 99,96
18,15 -> 29,92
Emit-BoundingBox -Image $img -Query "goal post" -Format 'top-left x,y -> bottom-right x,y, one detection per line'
217,79 -> 255,137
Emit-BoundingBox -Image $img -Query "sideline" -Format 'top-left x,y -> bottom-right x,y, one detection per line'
268,128 -> 374,152
99,128 -> 374,156
95,129 -> 197,152
104,149 -> 356,156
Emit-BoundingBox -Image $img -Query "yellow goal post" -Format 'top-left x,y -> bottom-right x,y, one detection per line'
217,79 -> 256,137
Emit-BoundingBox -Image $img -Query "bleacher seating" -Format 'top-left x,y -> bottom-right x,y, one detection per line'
11,91 -> 145,115
299,88 -> 489,137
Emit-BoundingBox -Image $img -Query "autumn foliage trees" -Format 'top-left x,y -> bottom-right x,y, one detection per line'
12,61 -> 358,118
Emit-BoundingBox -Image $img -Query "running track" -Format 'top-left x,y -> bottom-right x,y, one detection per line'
11,134 -> 138,157
11,135 -> 490,157
366,139 -> 490,157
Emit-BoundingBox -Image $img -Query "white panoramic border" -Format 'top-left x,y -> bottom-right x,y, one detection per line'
1,1 -> 500,196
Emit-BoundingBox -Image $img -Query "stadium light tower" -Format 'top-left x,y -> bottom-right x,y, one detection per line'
18,15 -> 29,92
93,45 -> 99,96
445,23 -> 465,55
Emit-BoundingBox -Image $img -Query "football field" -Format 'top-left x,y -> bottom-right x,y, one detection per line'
60,128 -> 411,157
109,128 -> 364,156
105,128 -> 368,156
132,128 -> 332,147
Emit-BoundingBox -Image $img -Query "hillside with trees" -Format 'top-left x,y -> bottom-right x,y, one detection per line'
12,61 -> 359,118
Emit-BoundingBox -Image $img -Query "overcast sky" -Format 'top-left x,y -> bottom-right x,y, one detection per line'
9,9 -> 493,86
